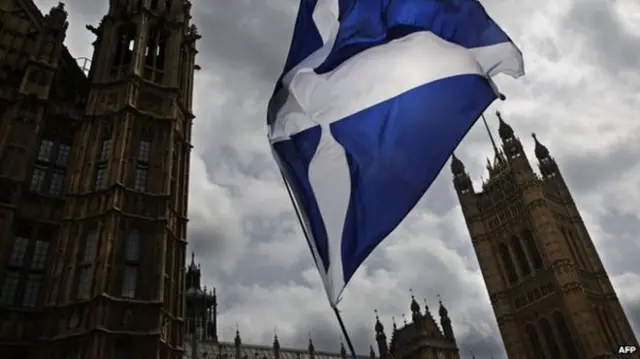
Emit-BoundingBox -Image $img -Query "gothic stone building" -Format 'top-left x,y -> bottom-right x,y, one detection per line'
0,0 -> 199,358
183,255 -> 460,359
374,296 -> 459,359
451,112 -> 639,359
182,254 -> 370,359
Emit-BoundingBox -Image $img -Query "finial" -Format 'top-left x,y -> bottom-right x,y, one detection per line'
392,316 -> 397,330
402,313 -> 407,325
423,298 -> 428,308
191,252 -> 196,265
437,294 -> 441,303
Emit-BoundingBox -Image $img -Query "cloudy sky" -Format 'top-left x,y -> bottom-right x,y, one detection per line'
35,0 -> 640,357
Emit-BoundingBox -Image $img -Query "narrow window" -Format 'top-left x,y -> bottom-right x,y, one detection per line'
122,266 -> 138,298
0,271 -> 20,306
522,229 -> 543,269
56,143 -> 71,166
499,243 -> 518,284
100,139 -> 112,161
552,311 -> 580,358
511,236 -> 531,276
48,170 -> 65,195
21,274 -> 43,308
30,165 -> 47,192
31,240 -> 50,269
562,228 -> 586,269
568,230 -> 591,270
539,318 -> 562,357
526,324 -> 546,359
125,229 -> 140,262
134,167 -> 147,191
36,139 -> 54,162
94,165 -> 108,190
76,267 -> 92,300
137,139 -> 151,162
9,236 -> 30,266
81,229 -> 99,264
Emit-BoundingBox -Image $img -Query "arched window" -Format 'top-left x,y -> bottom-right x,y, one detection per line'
602,307 -> 622,345
499,243 -> 518,284
552,311 -> 580,358
539,318 -> 562,358
125,229 -> 140,262
511,236 -> 531,276
567,230 -> 591,270
561,228 -> 586,269
522,229 -> 543,269
526,324 -> 546,359
595,307 -> 614,349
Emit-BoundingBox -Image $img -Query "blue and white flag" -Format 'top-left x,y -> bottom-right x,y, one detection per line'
267,0 -> 524,306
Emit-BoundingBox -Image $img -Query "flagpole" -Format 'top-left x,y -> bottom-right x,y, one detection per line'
333,306 -> 358,359
275,164 -> 358,359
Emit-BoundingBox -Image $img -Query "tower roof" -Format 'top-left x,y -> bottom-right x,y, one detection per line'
497,111 -> 514,139
532,133 -> 550,159
450,153 -> 465,175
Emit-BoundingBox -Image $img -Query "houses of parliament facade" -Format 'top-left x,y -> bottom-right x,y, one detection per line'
0,1 -> 636,359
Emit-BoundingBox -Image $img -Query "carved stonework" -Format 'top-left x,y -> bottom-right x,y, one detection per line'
137,90 -> 164,114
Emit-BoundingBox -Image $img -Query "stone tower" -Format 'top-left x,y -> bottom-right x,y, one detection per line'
451,112 -> 639,359
185,253 -> 217,342
34,0 -> 198,358
375,294 -> 459,359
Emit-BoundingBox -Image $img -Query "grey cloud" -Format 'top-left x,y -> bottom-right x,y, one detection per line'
559,134 -> 640,193
564,0 -> 640,73
597,210 -> 640,276
192,0 -> 296,79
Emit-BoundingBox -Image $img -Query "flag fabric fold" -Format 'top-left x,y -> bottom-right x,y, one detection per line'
267,0 -> 524,306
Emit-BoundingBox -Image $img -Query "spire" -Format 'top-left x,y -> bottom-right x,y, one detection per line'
437,295 -> 455,342
450,153 -> 465,175
369,345 -> 376,359
496,111 -> 514,140
308,335 -> 315,353
392,317 -> 397,332
190,252 -> 197,268
410,289 -> 420,314
402,313 -> 407,326
438,295 -> 448,317
234,325 -> 241,346
531,133 -> 550,159
374,309 -> 384,334
340,341 -> 347,359
273,332 -> 280,350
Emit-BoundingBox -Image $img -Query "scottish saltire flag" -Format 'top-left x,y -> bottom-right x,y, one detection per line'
267,0 -> 524,306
